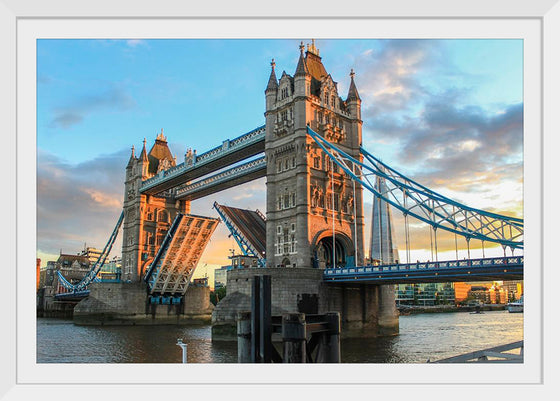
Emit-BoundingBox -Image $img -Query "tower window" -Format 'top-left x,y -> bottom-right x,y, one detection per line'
313,156 -> 320,169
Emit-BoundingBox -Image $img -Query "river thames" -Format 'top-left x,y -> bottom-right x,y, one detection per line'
37,310 -> 523,363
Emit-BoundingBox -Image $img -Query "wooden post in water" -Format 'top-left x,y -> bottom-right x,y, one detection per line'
282,313 -> 306,363
259,275 -> 272,363
313,312 -> 341,363
251,277 -> 261,362
324,312 -> 341,363
237,311 -> 251,363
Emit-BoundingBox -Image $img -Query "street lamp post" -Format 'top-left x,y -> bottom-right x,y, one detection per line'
177,339 -> 188,363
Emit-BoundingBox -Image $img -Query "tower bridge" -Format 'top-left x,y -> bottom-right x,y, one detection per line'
53,40 -> 523,336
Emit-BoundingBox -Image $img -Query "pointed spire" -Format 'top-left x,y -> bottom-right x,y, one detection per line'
140,137 -> 148,162
295,42 -> 309,77
266,58 -> 278,92
347,69 -> 361,101
307,39 -> 319,56
127,144 -> 136,168
156,128 -> 167,142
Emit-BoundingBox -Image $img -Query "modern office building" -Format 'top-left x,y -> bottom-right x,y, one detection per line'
214,266 -> 229,290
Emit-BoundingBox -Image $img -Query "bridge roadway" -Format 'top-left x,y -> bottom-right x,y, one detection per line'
141,125 -> 265,196
323,256 -> 523,284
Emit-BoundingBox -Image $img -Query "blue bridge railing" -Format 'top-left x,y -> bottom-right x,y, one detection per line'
323,256 -> 523,284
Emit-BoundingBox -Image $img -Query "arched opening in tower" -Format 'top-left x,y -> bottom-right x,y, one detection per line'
314,236 -> 347,269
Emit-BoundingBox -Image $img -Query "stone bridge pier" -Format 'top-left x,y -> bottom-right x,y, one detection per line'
211,267 -> 398,340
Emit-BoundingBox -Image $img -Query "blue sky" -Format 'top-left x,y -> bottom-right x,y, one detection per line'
36,39 -> 523,275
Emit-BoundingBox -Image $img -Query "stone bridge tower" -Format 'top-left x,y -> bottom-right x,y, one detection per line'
265,40 -> 365,270
121,131 -> 190,283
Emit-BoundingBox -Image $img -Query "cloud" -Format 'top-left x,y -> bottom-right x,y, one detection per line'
37,145 -> 268,266
37,149 -> 128,257
353,40 -> 523,217
49,85 -> 136,129
50,112 -> 83,129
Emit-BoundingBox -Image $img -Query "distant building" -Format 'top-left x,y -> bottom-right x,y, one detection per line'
395,284 -> 414,305
214,265 -> 232,290
454,282 -> 471,302
395,282 -> 455,306
98,256 -> 122,281
465,281 -> 509,304
192,277 -> 209,287
56,254 -> 91,284
42,261 -> 56,287
502,280 -> 523,301
80,246 -> 103,264
36,258 -> 41,290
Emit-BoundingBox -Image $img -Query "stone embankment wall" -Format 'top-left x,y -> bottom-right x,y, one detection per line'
73,282 -> 213,325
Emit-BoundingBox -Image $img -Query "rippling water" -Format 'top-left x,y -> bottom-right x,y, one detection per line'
37,310 -> 523,363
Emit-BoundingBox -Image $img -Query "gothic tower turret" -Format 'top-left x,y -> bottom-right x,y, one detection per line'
265,41 -> 365,270
121,130 -> 189,283
265,59 -> 278,112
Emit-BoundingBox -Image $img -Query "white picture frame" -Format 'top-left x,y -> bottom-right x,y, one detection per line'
2,0 -> 559,398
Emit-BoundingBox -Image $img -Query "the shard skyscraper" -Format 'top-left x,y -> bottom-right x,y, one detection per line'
370,175 -> 400,264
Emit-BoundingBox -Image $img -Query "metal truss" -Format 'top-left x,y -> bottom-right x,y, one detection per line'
144,213 -> 219,295
213,202 -> 266,267
324,255 -> 523,284
174,156 -> 266,200
307,126 -> 523,250
56,211 -> 125,292
141,125 -> 265,192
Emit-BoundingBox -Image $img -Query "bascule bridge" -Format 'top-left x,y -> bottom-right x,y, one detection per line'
57,41 -> 522,336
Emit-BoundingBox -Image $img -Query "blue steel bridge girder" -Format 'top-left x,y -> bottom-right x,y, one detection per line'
174,156 -> 266,201
56,211 -> 124,294
306,126 -> 524,250
323,256 -> 524,285
140,125 -> 265,196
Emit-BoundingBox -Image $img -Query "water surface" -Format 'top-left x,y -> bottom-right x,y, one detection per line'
37,310 -> 523,363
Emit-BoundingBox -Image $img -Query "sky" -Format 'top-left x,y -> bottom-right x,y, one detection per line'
36,39 -> 523,284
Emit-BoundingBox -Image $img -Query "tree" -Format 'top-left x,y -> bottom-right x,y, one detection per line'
210,287 -> 227,306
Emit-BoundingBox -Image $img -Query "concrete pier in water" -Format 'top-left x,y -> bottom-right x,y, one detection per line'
211,267 -> 399,340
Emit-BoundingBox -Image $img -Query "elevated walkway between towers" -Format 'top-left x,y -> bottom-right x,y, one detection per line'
140,126 -> 265,195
